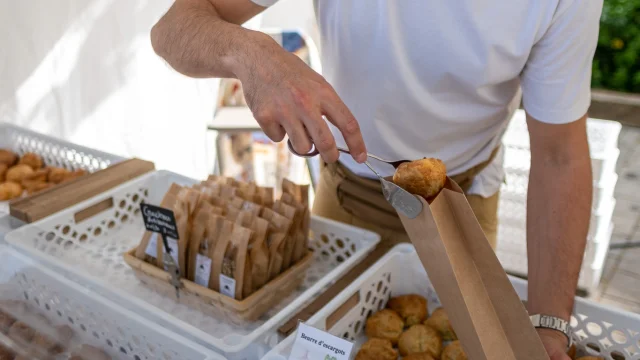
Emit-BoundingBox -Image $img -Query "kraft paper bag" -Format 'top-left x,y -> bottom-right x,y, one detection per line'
397,178 -> 549,360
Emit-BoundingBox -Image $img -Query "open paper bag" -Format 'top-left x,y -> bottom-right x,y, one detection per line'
396,177 -> 549,360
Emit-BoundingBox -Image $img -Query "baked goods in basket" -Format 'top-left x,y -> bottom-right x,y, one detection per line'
0,182 -> 23,200
425,307 -> 457,341
442,340 -> 467,360
6,164 -> 34,183
354,338 -> 396,360
18,152 -> 43,170
387,294 -> 428,326
0,150 -> 18,166
365,309 -> 404,344
393,158 -> 446,199
398,324 -> 442,357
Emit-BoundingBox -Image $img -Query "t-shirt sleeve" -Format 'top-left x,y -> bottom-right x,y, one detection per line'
520,0 -> 603,124
250,0 -> 279,7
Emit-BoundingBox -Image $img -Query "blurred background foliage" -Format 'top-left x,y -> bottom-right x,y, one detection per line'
592,0 -> 640,93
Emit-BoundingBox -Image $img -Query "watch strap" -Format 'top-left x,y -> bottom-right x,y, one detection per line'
530,314 -> 573,348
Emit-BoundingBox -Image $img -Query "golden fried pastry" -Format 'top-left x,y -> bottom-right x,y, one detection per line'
393,158 -> 446,200
0,164 -> 7,183
425,307 -> 457,341
6,164 -> 34,183
25,181 -> 53,195
398,324 -> 442,357
0,345 -> 13,360
365,309 -> 404,345
18,152 -> 43,170
47,167 -> 69,183
354,338 -> 396,360
388,294 -> 428,326
0,182 -> 23,200
21,168 -> 48,183
8,321 -> 35,345
62,169 -> 88,183
442,340 -> 467,360
0,150 -> 18,166
567,344 -> 577,359
32,325 -> 74,355
404,353 -> 436,360
69,344 -> 111,360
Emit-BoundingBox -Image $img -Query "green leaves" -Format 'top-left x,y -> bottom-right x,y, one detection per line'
593,0 -> 640,93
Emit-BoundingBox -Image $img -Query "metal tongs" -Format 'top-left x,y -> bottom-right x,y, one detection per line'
287,140 -> 423,218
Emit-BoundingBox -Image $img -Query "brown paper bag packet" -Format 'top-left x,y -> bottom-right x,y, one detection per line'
210,219 -> 235,292
190,214 -> 228,289
260,208 -> 292,280
235,210 -> 270,298
272,200 -> 299,270
135,183 -> 183,265
157,187 -> 200,276
187,201 -> 215,281
280,193 -> 309,264
211,223 -> 252,300
257,186 -> 274,207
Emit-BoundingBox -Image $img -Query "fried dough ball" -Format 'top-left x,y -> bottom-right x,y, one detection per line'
18,152 -> 43,170
365,309 -> 404,345
62,169 -> 88,183
69,344 -> 111,360
404,353 -> 437,360
393,158 -> 446,200
398,324 -> 442,358
387,294 -> 428,326
354,338 -> 396,360
0,182 -> 23,200
21,168 -> 48,183
33,324 -> 74,355
0,150 -> 18,166
0,164 -> 7,183
8,321 -> 35,345
567,344 -> 577,359
47,167 -> 70,184
425,307 -> 457,341
25,181 -> 53,195
0,345 -> 13,360
6,164 -> 34,183
442,340 -> 467,360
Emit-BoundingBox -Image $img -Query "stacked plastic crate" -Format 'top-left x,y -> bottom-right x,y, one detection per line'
496,110 -> 621,292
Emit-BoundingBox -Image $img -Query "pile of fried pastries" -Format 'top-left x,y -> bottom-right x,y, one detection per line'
0,150 -> 87,201
0,300 -> 111,360
356,294 -> 602,360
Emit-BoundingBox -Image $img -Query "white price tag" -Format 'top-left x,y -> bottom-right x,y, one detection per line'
144,233 -> 158,258
164,237 -> 179,271
194,255 -> 212,287
219,274 -> 236,298
288,322 -> 354,360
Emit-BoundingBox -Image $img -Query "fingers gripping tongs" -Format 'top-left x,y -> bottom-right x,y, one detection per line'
287,140 -> 422,218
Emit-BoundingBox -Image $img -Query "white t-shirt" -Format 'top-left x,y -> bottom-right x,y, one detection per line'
253,0 -> 602,197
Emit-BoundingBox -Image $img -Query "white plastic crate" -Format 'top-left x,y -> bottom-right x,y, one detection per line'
503,110 -> 621,183
5,170 -> 380,358
0,123 -> 125,213
264,244 -> 640,360
0,245 -> 221,360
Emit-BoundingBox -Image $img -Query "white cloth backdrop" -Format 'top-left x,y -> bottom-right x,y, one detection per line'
0,0 -> 316,179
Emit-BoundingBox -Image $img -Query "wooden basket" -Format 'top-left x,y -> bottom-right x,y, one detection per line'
123,248 -> 313,323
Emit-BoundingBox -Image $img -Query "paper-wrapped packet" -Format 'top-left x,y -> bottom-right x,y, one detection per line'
272,200 -> 298,271
260,208 -> 292,280
281,179 -> 310,263
187,202 -> 224,287
211,222 -> 253,300
234,210 -> 270,298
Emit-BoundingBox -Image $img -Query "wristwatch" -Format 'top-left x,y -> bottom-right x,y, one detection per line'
530,314 -> 573,348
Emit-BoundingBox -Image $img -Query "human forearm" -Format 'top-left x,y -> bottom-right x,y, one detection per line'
526,118 -> 592,322
150,0 -> 272,79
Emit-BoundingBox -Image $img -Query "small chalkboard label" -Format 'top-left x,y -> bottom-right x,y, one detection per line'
140,203 -> 179,240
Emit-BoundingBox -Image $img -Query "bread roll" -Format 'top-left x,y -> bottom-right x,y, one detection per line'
18,152 -> 43,170
6,164 -> 34,183
387,294 -> 428,326
0,150 -> 18,166
365,309 -> 404,345
0,182 -> 23,200
398,324 -> 442,357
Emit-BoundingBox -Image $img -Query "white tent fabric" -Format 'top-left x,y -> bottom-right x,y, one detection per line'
0,0 -> 316,180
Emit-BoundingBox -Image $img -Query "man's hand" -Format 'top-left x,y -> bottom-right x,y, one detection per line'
151,0 -> 366,163
538,329 -> 570,360
235,34 -> 367,163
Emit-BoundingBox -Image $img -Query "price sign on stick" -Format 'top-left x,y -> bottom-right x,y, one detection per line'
140,203 -> 182,298
288,322 -> 354,360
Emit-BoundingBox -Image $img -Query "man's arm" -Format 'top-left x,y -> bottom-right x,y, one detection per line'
526,113 -> 592,356
150,0 -> 367,163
